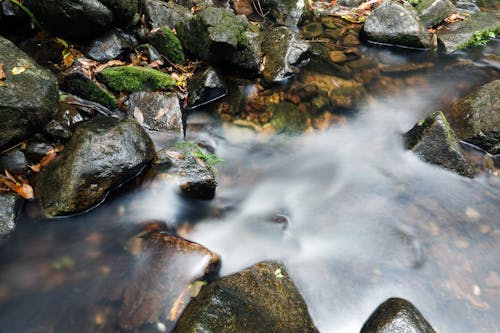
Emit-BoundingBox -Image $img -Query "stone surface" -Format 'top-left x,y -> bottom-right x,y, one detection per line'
437,11 -> 500,54
44,119 -> 72,140
270,102 -> 309,133
147,27 -> 185,64
0,36 -> 58,151
154,143 -> 218,200
84,29 -> 138,62
361,298 -> 436,333
140,0 -> 192,29
0,149 -> 28,174
119,232 -> 220,332
261,26 -> 309,83
362,0 -> 430,48
187,66 -> 228,109
35,117 -> 155,217
416,0 -> 455,28
176,7 -> 261,73
173,261 -> 319,333
0,193 -> 22,236
259,0 -> 307,28
404,111 -> 475,178
446,79 -> 500,154
124,91 -> 183,132
97,66 -> 176,92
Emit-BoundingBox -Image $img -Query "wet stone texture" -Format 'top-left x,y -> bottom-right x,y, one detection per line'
404,111 -> 475,178
35,117 -> 155,217
119,232 -> 220,332
140,0 -> 192,29
416,0 -> 455,28
174,261 -> 319,333
361,298 -> 436,333
84,28 -> 138,62
259,0 -> 308,28
0,193 -> 22,236
187,66 -> 228,110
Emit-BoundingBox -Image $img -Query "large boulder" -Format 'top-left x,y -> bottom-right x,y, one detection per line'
173,261 -> 319,333
0,36 -> 58,151
361,298 -> 436,333
176,7 -> 261,73
446,79 -> 500,154
362,0 -> 430,48
35,117 -> 155,217
404,111 -> 475,178
0,193 -> 22,236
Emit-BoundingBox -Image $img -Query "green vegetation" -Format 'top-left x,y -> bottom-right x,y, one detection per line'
469,29 -> 497,46
97,66 -> 176,93
61,73 -> 118,109
148,27 -> 185,64
174,141 -> 224,167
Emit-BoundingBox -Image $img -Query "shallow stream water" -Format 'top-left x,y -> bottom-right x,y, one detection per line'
0,31 -> 499,333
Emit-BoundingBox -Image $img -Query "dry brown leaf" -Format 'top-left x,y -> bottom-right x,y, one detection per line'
0,63 -> 5,80
11,65 -> 29,75
29,146 -> 64,173
94,60 -> 127,73
444,13 -> 467,24
0,171 -> 34,199
169,288 -> 187,321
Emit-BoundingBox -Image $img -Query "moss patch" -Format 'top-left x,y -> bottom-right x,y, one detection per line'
148,27 -> 185,64
97,66 -> 176,92
61,72 -> 118,109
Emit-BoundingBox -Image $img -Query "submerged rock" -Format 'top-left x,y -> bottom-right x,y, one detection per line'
362,0 -> 430,48
174,261 -> 319,333
0,36 -> 58,151
437,11 -> 500,54
176,7 -> 261,72
416,0 -> 455,28
119,232 -> 220,332
404,111 -> 475,178
84,29 -> 138,62
140,0 -> 192,29
147,27 -> 185,64
187,66 -> 228,109
261,26 -> 309,83
259,0 -> 307,28
361,297 -> 436,333
270,102 -> 309,133
447,79 -> 500,154
0,193 -> 22,236
35,117 -> 155,217
124,91 -> 183,132
97,66 -> 176,92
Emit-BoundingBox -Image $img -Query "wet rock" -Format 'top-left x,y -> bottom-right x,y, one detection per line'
140,0 -> 192,29
0,149 -> 28,174
147,27 -> 185,64
155,143 -> 218,200
0,36 -> 58,151
361,297 -> 436,333
124,91 -> 183,132
301,22 -> 324,39
362,0 -> 430,48
0,0 -> 31,34
176,7 -> 261,73
97,66 -> 176,92
261,26 -> 309,83
35,117 -> 155,217
329,50 -> 348,63
339,0 -> 364,6
259,0 -> 308,28
437,11 -> 500,54
416,0 -> 455,28
455,0 -> 480,13
60,60 -> 118,110
404,111 -> 475,177
187,66 -> 228,109
447,79 -> 500,154
24,142 -> 56,163
0,193 -> 22,236
119,232 -> 220,332
84,29 -> 138,62
44,120 -> 72,140
270,102 -> 309,133
136,43 -> 163,62
100,0 -> 139,26
174,261 -> 319,333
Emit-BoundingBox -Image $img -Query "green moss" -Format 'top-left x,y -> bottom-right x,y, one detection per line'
97,66 -> 176,93
62,73 -> 117,109
148,27 -> 185,64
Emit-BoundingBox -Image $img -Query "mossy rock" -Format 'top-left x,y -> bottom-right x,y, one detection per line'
147,27 -> 185,64
270,102 -> 309,133
60,71 -> 118,109
97,66 -> 176,92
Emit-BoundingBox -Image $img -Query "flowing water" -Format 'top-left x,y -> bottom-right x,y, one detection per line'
0,32 -> 499,333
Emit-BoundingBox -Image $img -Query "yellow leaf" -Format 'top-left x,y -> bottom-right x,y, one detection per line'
11,66 -> 27,75
0,63 -> 5,80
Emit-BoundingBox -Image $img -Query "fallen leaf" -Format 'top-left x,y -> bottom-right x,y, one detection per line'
0,63 -> 5,80
94,60 -> 127,73
11,65 -> 28,75
29,146 -> 64,173
0,171 -> 34,199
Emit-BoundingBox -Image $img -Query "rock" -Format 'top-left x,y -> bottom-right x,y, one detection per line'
59,60 -> 118,110
270,102 -> 309,133
176,7 -> 261,73
136,43 -> 163,62
416,0 -> 455,28
329,50 -> 348,63
301,22 -> 324,39
147,27 -> 185,64
35,117 -> 155,217
124,91 -> 183,132
44,120 -> 72,140
446,79 -> 500,154
339,0 -> 364,6
0,0 -> 31,34
455,0 -> 480,13
97,66 -> 176,93
259,0 -> 308,28
187,66 -> 228,110
24,142 -> 56,163
154,143 -> 218,200
261,26 -> 309,83
0,193 -> 22,236
173,261 -> 319,333
437,11 -> 500,54
119,232 -> 220,332
84,29 -> 138,62
0,149 -> 28,174
361,298 -> 436,333
0,36 -> 58,151
100,0 -> 139,26
362,0 -> 430,48
140,0 -> 192,29
403,111 -> 475,178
